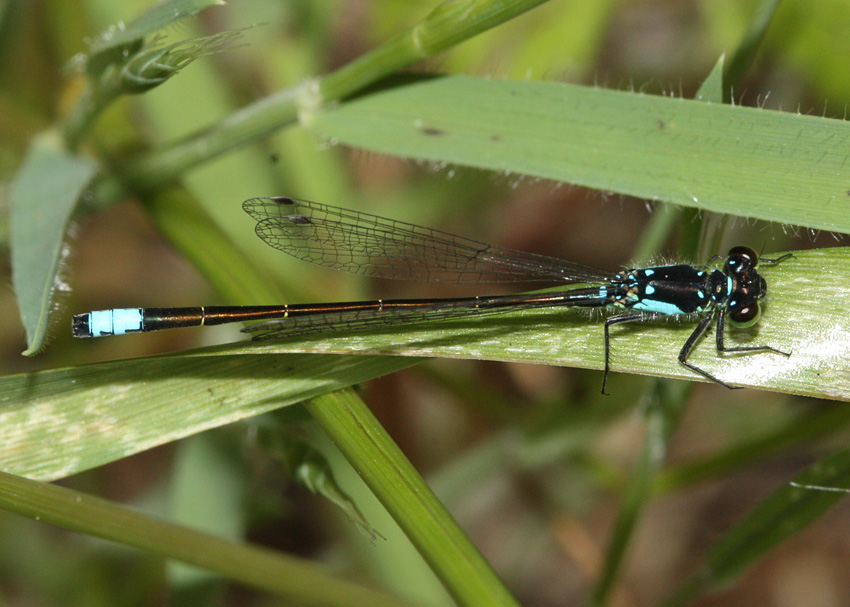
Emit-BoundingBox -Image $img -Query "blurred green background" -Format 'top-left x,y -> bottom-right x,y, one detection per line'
2,1 -> 850,606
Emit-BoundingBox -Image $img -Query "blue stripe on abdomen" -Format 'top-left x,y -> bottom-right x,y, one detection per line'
88,309 -> 144,336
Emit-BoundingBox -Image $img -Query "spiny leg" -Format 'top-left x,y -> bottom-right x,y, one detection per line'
678,311 -> 738,389
715,309 -> 791,356
602,313 -> 650,395
759,252 -> 794,265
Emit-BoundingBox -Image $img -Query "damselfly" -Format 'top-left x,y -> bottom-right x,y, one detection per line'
73,196 -> 792,392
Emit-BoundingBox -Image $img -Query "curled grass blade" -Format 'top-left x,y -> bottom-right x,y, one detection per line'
9,130 -> 98,355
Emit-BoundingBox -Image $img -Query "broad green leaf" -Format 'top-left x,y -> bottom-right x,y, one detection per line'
309,74 -> 850,233
9,130 -> 98,355
0,353 -> 417,481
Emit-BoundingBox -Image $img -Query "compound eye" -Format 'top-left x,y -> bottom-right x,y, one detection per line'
725,246 -> 758,275
728,301 -> 761,327
727,246 -> 757,261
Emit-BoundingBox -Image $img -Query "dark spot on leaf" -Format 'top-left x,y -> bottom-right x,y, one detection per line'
421,127 -> 445,136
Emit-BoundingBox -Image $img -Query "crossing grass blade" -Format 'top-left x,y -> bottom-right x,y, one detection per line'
309,74 -> 850,234
666,449 -> 850,606
0,469 -> 415,607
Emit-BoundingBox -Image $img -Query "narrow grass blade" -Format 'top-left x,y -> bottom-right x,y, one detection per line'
592,381 -> 692,606
725,0 -> 783,97
657,403 -> 850,493
697,54 -> 725,103
0,470 -> 415,607
318,0 -> 551,101
306,390 -> 521,607
666,449 -> 850,606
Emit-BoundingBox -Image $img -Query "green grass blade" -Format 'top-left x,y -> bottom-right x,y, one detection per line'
9,130 -> 98,356
666,449 -> 850,606
591,413 -> 664,606
318,0 -> 551,101
0,353 -> 417,481
724,0 -> 783,97
592,381 -> 692,606
657,403 -> 850,492
696,54 -> 725,103
106,0 -> 551,198
309,74 -> 850,233
0,470 -> 415,607
306,390 -> 520,607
